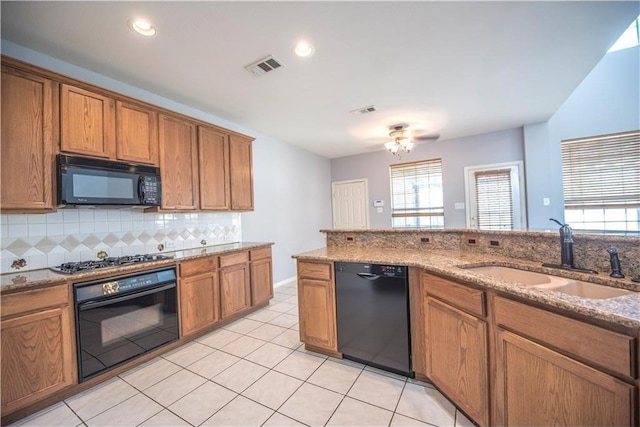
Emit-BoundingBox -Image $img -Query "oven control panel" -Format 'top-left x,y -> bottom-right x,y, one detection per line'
75,268 -> 177,303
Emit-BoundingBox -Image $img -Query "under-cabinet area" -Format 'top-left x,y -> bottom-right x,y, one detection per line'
0,243 -> 273,425
294,253 -> 640,427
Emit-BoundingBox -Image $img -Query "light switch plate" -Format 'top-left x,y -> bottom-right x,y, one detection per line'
454,202 -> 465,210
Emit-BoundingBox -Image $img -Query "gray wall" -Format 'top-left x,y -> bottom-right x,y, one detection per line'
2,40 -> 332,282
331,128 -> 524,228
525,45 -> 640,229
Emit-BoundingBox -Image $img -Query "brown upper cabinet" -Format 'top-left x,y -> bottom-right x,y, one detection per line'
1,65 -> 58,212
60,84 -> 116,159
229,134 -> 254,211
115,100 -> 159,165
1,56 -> 254,213
198,126 -> 231,210
158,114 -> 199,210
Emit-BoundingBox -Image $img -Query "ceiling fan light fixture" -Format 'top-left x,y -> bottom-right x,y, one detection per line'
129,18 -> 157,37
385,125 -> 414,156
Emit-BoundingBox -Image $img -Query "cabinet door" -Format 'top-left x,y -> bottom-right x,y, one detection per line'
158,114 -> 198,210
1,66 -> 57,211
1,306 -> 76,414
250,257 -> 273,306
298,278 -> 337,351
426,297 -> 489,426
497,329 -> 635,427
198,126 -> 230,210
116,101 -> 158,165
220,263 -> 251,318
60,84 -> 115,158
179,272 -> 220,337
229,134 -> 254,211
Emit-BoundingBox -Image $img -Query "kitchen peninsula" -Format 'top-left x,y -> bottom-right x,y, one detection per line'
293,229 -> 640,426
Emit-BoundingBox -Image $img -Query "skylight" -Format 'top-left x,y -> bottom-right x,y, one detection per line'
608,16 -> 639,53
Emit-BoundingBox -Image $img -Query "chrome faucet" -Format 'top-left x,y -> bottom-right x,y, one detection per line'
542,218 -> 597,274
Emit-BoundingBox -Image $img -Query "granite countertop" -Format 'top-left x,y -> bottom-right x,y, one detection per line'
293,246 -> 640,330
1,242 -> 273,293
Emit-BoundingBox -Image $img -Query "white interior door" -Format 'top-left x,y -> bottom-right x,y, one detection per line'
332,179 -> 370,229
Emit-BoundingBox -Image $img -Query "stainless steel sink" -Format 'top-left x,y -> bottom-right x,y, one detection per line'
464,265 -> 634,299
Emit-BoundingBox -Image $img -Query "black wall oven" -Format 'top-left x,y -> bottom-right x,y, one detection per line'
74,268 -> 178,382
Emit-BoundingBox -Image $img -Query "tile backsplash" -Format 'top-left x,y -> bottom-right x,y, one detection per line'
0,209 -> 241,274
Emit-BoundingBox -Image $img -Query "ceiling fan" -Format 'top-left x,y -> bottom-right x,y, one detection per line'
383,124 -> 440,156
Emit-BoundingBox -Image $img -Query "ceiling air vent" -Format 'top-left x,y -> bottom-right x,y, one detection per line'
245,55 -> 284,77
350,105 -> 377,115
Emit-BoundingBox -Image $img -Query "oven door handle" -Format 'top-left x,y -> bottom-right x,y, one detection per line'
78,283 -> 176,310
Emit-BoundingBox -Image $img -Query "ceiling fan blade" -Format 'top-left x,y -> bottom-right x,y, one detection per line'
413,133 -> 440,142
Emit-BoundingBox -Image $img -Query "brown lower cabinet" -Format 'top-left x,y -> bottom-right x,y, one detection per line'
250,247 -> 273,305
295,263 -> 639,427
179,256 -> 221,337
220,251 -> 252,319
493,296 -> 637,427
296,261 -> 338,355
1,285 -> 76,415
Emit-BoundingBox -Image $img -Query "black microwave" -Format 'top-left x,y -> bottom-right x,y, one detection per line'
58,154 -> 162,207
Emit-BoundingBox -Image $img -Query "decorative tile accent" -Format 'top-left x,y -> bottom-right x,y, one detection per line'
82,235 -> 102,249
59,235 -> 82,252
122,232 -> 137,245
103,233 -> 121,248
6,238 -> 32,257
138,232 -> 153,244
35,237 -> 58,253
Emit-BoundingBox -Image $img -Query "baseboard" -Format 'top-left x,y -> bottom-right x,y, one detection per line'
274,276 -> 296,288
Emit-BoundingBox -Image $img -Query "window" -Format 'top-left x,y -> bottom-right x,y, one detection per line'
561,130 -> 640,233
475,170 -> 513,230
608,15 -> 639,53
390,159 -> 444,228
464,162 -> 526,230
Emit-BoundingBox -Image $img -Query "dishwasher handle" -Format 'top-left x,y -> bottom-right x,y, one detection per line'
356,272 -> 381,280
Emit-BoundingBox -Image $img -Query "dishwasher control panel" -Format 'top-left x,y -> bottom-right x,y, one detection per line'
335,262 -> 407,278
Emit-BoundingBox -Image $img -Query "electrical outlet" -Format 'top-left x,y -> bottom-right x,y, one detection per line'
165,241 -> 176,249
223,235 -> 233,242
420,237 -> 430,243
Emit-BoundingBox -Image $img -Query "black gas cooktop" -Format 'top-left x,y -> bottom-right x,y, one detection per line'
50,254 -> 174,274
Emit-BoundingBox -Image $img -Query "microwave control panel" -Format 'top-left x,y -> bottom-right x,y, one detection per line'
141,176 -> 161,205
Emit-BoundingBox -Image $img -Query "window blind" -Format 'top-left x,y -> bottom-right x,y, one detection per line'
390,159 -> 444,228
561,130 -> 640,209
474,169 -> 513,230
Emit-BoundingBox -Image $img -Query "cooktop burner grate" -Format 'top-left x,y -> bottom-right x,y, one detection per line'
50,254 -> 174,274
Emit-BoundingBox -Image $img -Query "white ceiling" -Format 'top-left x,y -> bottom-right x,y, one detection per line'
1,1 -> 637,158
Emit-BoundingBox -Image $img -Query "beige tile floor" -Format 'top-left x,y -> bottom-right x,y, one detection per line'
11,283 -> 474,427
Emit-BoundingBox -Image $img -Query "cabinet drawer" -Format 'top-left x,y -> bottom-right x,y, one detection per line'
494,297 -> 636,379
298,261 -> 332,281
1,285 -> 69,319
424,273 -> 485,318
180,256 -> 218,278
220,251 -> 249,268
250,246 -> 271,261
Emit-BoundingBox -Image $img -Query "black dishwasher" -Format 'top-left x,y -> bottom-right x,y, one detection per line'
335,262 -> 413,377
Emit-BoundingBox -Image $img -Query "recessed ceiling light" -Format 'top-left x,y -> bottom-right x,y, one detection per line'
129,18 -> 157,37
293,40 -> 315,57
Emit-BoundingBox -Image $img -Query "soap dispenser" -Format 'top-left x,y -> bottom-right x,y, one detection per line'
606,246 -> 625,279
